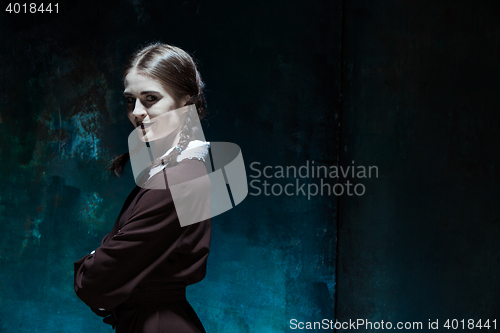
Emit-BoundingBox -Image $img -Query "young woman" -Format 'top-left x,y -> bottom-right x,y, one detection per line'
74,42 -> 212,333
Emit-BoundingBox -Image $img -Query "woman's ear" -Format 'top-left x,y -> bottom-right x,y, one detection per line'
183,94 -> 191,106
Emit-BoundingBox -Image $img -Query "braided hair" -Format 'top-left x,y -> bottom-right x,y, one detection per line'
110,42 -> 207,177
148,108 -> 198,170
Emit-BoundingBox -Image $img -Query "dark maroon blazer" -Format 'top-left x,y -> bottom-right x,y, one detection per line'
74,158 -> 211,332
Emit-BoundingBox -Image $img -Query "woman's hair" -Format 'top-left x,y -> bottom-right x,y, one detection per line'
110,42 -> 207,177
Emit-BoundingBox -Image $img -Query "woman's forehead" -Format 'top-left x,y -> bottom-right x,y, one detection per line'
124,70 -> 165,94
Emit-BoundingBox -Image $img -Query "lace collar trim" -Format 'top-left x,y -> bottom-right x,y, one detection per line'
148,140 -> 210,179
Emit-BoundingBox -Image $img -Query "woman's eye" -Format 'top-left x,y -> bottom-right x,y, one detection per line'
146,95 -> 157,102
126,97 -> 135,104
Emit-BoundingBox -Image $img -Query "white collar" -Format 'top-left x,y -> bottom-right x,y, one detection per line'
148,140 -> 210,179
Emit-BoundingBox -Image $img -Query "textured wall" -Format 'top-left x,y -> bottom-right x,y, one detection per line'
337,0 -> 500,330
0,0 -> 340,332
5,1 -> 496,332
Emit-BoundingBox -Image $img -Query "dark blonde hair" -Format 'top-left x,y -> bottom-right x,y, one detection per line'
110,42 -> 208,176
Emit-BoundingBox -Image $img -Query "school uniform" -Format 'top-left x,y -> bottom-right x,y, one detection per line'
74,141 -> 211,332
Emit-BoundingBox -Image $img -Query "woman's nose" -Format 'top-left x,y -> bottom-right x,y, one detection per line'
132,100 -> 148,119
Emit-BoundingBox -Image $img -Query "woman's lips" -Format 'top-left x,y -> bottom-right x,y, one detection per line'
137,122 -> 154,129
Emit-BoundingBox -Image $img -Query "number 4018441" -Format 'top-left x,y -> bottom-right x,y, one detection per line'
443,319 -> 497,330
5,3 -> 59,14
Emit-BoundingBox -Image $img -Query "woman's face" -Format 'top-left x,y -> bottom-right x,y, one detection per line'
123,68 -> 188,138
123,69 -> 189,145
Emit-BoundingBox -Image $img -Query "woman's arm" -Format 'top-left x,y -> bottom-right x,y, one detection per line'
74,186 -> 185,311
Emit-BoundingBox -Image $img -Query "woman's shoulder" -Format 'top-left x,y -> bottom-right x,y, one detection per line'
137,156 -> 210,227
168,155 -> 209,187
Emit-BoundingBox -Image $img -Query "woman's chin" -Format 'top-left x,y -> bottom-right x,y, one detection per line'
136,128 -> 153,143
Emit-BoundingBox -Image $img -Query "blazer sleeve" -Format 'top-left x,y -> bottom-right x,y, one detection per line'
74,186 -> 185,311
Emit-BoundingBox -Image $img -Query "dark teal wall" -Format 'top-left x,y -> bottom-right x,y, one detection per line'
337,0 -> 500,330
0,0 -> 340,332
2,0 -> 499,332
